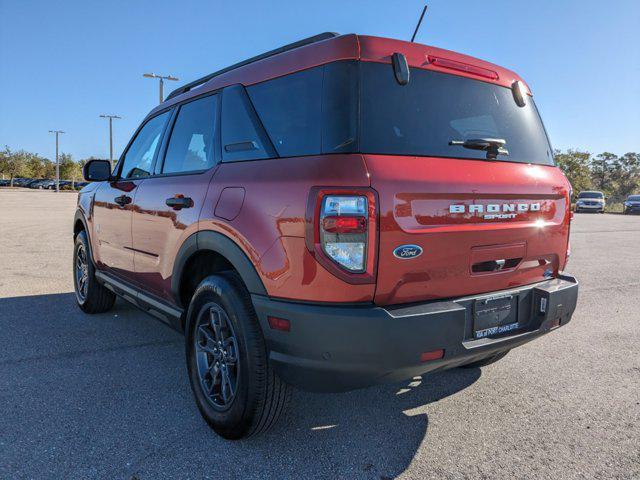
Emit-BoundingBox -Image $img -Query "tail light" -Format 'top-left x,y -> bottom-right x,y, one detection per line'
306,188 -> 378,284
321,196 -> 367,272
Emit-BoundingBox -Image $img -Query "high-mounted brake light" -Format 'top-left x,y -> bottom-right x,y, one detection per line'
427,55 -> 499,80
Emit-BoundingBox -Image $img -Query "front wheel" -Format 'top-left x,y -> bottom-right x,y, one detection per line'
185,272 -> 291,439
73,231 -> 115,313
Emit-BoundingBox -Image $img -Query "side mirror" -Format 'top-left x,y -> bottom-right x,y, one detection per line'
83,160 -> 112,182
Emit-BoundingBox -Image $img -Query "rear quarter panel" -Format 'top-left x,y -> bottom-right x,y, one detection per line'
199,154 -> 375,303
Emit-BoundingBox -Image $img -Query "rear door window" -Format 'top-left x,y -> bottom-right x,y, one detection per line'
161,94 -> 218,174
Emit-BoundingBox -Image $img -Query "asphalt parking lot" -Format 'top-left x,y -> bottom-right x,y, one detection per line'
1,189 -> 639,480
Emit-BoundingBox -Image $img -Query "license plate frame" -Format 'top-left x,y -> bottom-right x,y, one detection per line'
473,294 -> 519,339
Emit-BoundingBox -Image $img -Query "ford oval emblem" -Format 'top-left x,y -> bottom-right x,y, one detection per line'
393,244 -> 423,259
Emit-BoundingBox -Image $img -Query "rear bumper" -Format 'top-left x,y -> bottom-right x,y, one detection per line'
252,274 -> 579,392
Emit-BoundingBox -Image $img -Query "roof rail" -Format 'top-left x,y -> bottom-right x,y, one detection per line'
165,32 -> 340,101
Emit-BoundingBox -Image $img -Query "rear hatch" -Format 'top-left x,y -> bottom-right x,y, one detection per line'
367,155 -> 570,305
357,61 -> 571,305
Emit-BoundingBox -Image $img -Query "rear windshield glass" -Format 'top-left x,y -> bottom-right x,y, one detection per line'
578,192 -> 604,199
359,62 -> 554,165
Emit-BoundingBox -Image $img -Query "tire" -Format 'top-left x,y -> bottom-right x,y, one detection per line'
73,230 -> 116,313
459,350 -> 509,369
185,272 -> 291,439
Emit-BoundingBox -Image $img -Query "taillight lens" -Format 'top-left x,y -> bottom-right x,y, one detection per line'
320,196 -> 368,272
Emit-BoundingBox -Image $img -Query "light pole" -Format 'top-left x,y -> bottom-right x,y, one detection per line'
99,114 -> 121,168
143,73 -> 179,103
48,130 -> 65,192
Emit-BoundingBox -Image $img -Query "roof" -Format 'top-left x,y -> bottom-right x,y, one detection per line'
147,33 -> 530,118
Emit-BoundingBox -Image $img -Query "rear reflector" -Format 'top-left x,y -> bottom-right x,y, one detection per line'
267,316 -> 290,332
322,215 -> 367,234
420,349 -> 444,362
428,55 -> 499,80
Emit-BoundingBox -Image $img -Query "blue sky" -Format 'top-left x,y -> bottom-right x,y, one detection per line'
1,0 -> 638,161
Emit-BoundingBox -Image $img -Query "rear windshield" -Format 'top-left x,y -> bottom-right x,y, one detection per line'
578,192 -> 604,199
239,60 -> 553,165
359,62 -> 553,165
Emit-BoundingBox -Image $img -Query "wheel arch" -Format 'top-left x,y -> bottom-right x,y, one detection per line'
172,230 -> 267,310
73,209 -> 97,266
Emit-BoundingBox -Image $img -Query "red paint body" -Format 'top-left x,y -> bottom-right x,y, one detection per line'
81,34 -> 571,310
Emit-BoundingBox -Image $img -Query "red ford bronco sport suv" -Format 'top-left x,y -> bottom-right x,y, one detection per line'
74,33 -> 578,439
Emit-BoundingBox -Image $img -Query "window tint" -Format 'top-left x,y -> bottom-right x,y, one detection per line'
162,95 -> 218,174
359,63 -> 554,165
120,111 -> 170,179
248,68 -> 322,157
221,85 -> 274,162
322,61 -> 359,153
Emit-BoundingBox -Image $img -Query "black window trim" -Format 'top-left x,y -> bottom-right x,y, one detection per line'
152,91 -> 222,178
220,83 -> 278,164
115,90 -> 223,181
113,107 -> 174,180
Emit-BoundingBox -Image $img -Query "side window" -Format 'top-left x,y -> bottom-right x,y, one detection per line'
247,67 -> 322,157
120,111 -> 170,179
161,95 -> 218,174
221,85 -> 274,162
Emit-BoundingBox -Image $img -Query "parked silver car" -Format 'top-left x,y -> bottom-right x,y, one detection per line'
575,191 -> 605,213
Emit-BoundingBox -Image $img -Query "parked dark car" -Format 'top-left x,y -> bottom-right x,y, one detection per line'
0,179 -> 10,187
624,195 -> 640,214
12,178 -> 33,187
27,179 -> 49,189
38,179 -> 56,189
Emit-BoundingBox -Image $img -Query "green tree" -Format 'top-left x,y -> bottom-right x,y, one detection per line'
611,152 -> 640,200
590,152 -> 618,194
24,153 -> 51,179
554,149 -> 592,196
42,159 -> 56,179
0,147 -> 28,186
0,145 -> 10,180
58,153 -> 83,187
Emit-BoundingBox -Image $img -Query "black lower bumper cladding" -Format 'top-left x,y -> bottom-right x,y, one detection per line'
252,275 -> 578,392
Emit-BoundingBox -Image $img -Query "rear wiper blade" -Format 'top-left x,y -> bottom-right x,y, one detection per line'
449,138 -> 509,159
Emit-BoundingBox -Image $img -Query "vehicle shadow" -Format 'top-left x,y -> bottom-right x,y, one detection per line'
0,292 -> 481,480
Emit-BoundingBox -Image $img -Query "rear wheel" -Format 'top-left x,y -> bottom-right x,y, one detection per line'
459,350 -> 509,369
185,272 -> 291,439
73,230 -> 116,313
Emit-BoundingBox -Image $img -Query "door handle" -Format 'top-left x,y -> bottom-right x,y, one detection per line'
166,195 -> 193,210
114,195 -> 132,207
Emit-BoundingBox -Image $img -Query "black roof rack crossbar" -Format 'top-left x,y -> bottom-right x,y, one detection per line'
165,32 -> 340,101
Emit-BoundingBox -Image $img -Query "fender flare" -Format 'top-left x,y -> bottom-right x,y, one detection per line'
171,230 -> 267,307
73,209 -> 96,265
